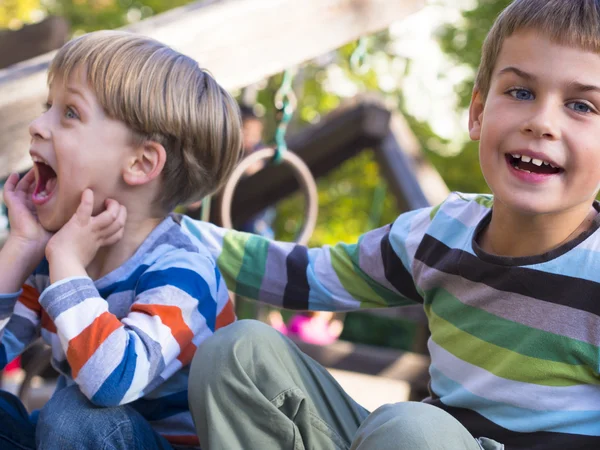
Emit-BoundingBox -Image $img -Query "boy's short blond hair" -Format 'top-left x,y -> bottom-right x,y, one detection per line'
48,30 -> 243,211
475,0 -> 600,100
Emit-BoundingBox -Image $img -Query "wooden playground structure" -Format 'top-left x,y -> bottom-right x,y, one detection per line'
0,0 -> 450,411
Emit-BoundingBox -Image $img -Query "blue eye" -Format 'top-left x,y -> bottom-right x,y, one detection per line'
65,107 -> 79,120
509,88 -> 533,101
567,101 -> 593,114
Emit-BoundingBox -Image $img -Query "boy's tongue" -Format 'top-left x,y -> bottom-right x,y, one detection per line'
34,163 -> 58,199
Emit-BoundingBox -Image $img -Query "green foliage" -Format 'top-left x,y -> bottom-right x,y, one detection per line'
340,312 -> 418,351
0,0 -> 41,28
44,0 -> 197,33
272,151 -> 400,246
437,0 -> 512,109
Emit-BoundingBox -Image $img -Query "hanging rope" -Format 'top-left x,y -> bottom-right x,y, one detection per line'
350,37 -> 369,75
273,69 -> 297,164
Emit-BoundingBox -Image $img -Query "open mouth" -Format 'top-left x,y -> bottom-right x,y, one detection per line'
506,154 -> 563,175
32,157 -> 58,204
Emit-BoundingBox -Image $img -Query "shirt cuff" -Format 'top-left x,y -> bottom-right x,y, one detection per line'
40,276 -> 98,321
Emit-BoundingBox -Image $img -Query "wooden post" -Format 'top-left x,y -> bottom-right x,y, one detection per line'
0,0 -> 424,178
0,16 -> 69,70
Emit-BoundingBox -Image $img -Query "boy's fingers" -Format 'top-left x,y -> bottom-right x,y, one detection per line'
2,173 -> 18,205
16,169 -> 36,192
101,228 -> 125,247
75,189 -> 94,223
98,205 -> 126,239
93,199 -> 121,230
3,173 -> 20,194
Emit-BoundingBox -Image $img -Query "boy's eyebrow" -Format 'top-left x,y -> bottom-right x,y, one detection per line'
567,80 -> 600,94
497,66 -> 536,81
65,85 -> 89,105
498,66 -> 600,94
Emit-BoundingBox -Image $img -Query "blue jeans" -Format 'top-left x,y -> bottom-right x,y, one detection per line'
0,386 -> 175,450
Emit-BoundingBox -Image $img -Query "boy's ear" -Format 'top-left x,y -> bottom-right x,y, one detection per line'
123,140 -> 167,186
469,88 -> 485,141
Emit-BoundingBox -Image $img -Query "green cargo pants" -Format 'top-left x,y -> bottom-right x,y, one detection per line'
188,320 -> 503,450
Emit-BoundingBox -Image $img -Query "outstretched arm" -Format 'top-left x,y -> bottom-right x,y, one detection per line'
180,207 -> 433,312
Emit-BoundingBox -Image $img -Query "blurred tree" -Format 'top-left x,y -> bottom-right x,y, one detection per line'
0,0 -> 41,28
416,0 -> 511,195
44,0 -> 197,34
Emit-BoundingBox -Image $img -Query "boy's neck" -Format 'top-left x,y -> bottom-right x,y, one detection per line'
480,202 -> 598,258
86,212 -> 165,281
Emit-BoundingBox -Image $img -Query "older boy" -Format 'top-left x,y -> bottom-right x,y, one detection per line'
185,0 -> 600,449
0,30 -> 242,449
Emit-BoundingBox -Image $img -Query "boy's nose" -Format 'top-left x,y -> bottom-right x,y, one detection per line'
520,105 -> 560,140
29,112 -> 51,141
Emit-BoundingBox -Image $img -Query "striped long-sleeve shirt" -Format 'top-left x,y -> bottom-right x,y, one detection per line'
0,214 -> 235,448
182,192 -> 600,450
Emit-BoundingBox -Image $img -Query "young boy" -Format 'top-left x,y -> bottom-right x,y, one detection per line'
0,30 -> 242,449
183,0 -> 600,449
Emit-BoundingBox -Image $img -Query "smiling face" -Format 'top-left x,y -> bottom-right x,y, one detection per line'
471,30 -> 600,218
29,68 -> 135,232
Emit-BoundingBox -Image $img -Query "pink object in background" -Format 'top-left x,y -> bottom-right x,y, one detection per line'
4,356 -> 21,373
287,314 -> 340,345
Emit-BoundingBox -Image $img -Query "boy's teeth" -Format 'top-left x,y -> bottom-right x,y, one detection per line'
542,161 -> 549,166
521,155 -> 532,163
531,158 -> 543,166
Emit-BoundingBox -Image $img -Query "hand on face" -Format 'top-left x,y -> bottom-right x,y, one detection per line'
3,170 -> 52,256
45,189 -> 127,268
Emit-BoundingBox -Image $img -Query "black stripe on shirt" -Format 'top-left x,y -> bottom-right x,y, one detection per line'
381,229 -> 424,303
425,397 -> 600,450
283,245 -> 310,310
416,234 -> 600,316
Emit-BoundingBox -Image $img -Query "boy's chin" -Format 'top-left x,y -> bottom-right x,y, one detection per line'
37,213 -> 68,233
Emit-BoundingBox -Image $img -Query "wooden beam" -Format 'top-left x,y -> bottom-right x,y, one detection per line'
0,0 -> 424,178
291,337 -> 430,391
0,16 -> 69,70
209,98 -> 391,226
375,113 -> 449,211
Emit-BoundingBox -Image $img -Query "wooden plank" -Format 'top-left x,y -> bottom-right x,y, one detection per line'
208,98 -> 392,226
0,16 -> 69,70
291,337 -> 430,392
0,0 -> 424,178
327,368 -> 411,410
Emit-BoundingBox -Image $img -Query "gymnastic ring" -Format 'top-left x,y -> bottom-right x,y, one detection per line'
220,147 -> 318,245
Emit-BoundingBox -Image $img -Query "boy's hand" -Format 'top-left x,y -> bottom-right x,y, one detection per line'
45,190 -> 127,274
3,170 -> 51,257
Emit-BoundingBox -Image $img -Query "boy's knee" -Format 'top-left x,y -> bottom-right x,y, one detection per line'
352,402 -> 477,450
189,320 -> 286,394
192,319 -> 281,368
37,386 -> 162,450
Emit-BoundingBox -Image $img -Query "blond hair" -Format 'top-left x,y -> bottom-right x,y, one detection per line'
475,0 -> 600,100
48,30 -> 243,211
